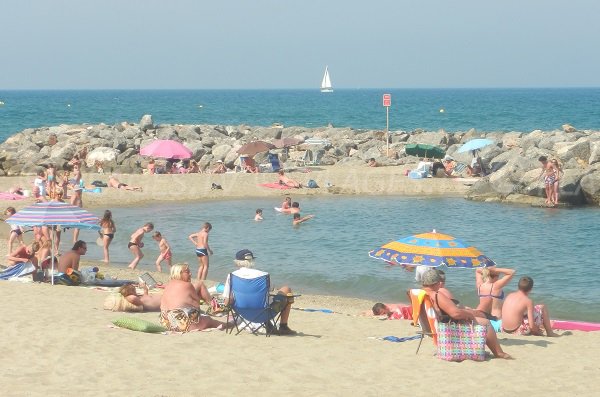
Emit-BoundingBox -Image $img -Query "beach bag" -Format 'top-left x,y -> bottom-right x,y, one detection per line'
436,321 -> 487,361
306,179 -> 318,188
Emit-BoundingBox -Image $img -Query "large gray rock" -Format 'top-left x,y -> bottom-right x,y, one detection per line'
520,130 -> 546,151
212,144 -> 233,161
407,130 -> 449,146
580,168 -> 600,205
156,126 -> 178,140
50,142 -> 78,160
86,147 -> 119,167
488,157 -> 538,196
590,141 -> 600,165
555,139 -> 590,163
139,115 -> 154,132
557,168 -> 587,204
488,148 -> 522,173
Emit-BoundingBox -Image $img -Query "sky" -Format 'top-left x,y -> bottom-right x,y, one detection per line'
1,0 -> 599,89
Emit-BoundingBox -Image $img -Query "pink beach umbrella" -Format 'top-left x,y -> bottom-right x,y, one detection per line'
140,140 -> 193,159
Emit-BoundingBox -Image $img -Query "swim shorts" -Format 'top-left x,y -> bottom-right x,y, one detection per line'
195,248 -> 208,257
163,249 -> 172,260
160,307 -> 201,332
128,242 -> 138,249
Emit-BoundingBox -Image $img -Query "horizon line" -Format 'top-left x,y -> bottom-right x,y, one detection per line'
1,86 -> 599,91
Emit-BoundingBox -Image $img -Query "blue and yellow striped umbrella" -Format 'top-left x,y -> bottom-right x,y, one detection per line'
369,230 -> 495,269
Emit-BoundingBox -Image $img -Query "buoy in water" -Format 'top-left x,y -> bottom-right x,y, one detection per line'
439,108 -> 445,113
67,104 -> 71,107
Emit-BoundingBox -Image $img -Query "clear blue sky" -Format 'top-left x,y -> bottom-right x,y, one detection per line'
1,0 -> 599,89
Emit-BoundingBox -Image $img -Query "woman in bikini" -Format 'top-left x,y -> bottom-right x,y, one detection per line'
551,158 -> 562,206
100,210 -> 116,263
475,267 -> 515,320
543,160 -> 558,206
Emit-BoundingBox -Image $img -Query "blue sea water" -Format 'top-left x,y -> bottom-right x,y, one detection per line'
80,196 -> 600,322
1,88 -> 600,143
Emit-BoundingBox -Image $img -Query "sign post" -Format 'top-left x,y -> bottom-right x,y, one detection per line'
383,94 -> 391,155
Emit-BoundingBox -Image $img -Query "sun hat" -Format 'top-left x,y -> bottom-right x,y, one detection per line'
235,249 -> 255,261
443,155 -> 453,161
421,269 -> 442,286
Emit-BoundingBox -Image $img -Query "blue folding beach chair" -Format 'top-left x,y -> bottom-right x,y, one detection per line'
226,273 -> 282,337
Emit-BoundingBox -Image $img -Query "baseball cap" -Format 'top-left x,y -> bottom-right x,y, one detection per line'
235,249 -> 255,261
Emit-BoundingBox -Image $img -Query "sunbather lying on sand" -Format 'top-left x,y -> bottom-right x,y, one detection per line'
108,176 -> 143,191
278,170 -> 302,188
119,283 -> 162,312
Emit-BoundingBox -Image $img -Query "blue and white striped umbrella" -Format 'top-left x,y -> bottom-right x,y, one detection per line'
5,201 -> 100,229
5,202 -> 100,285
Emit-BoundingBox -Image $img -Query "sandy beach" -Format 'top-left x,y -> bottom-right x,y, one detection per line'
0,166 -> 597,396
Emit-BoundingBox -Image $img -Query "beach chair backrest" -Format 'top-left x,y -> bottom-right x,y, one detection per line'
408,288 -> 438,346
229,273 -> 275,328
268,153 -> 281,172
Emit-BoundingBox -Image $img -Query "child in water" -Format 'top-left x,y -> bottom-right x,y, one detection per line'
152,231 -> 172,272
254,209 -> 263,221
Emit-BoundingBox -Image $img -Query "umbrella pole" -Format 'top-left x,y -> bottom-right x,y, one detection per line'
51,227 -> 55,286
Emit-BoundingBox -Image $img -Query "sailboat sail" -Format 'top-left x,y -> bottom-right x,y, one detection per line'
320,66 -> 333,93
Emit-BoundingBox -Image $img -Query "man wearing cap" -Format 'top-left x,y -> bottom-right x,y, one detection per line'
442,155 -> 457,176
211,160 -> 227,174
421,269 -> 511,359
222,249 -> 297,335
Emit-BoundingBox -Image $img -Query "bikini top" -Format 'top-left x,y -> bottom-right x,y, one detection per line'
478,283 -> 505,300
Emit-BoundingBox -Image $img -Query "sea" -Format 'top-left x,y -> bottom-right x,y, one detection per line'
2,88 -> 600,322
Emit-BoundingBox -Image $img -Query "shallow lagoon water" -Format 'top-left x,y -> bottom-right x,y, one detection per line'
80,196 -> 600,322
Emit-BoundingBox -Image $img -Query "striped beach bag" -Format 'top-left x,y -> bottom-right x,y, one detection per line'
436,321 -> 487,361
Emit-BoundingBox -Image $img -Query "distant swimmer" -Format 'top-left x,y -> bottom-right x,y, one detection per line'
254,209 -> 263,221
292,213 -> 314,226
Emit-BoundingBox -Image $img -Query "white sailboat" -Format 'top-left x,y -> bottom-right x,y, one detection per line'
320,66 -> 333,93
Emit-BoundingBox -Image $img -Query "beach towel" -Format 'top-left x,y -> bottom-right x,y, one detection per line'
259,183 -> 293,190
0,262 -> 36,280
82,187 -> 102,193
0,192 -> 26,201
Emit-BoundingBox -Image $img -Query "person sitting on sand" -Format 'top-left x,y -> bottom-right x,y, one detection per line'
367,158 -> 378,167
241,157 -> 259,173
6,242 -> 40,267
278,170 -> 302,188
501,276 -> 558,336
119,283 -> 162,312
293,213 -> 314,225
475,267 -> 515,319
108,175 -> 143,191
128,222 -> 154,269
211,160 -> 227,174
222,249 -> 297,335
57,240 -> 87,273
160,263 -> 228,332
147,158 -> 156,175
421,269 -> 511,359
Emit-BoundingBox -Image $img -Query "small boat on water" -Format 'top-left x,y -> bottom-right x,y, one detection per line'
320,66 -> 333,93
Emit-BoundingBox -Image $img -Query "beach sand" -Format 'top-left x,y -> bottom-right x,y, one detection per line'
1,166 -> 598,396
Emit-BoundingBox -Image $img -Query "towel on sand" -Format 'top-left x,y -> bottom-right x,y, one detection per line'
259,183 -> 293,190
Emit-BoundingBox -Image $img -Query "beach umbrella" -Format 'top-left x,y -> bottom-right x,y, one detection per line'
140,140 -> 193,159
404,144 -> 446,159
5,201 -> 101,285
368,230 -> 496,269
237,141 -> 276,156
273,137 -> 303,149
456,138 -> 495,154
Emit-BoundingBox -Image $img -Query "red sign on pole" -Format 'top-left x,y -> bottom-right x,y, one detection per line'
383,94 -> 391,107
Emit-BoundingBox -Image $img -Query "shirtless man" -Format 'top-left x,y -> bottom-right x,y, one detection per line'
119,283 -> 162,312
160,263 -> 226,332
57,240 -> 87,273
290,202 -> 300,215
501,276 -> 558,336
278,170 -> 301,188
128,223 -> 154,269
108,175 -> 143,191
188,222 -> 213,280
